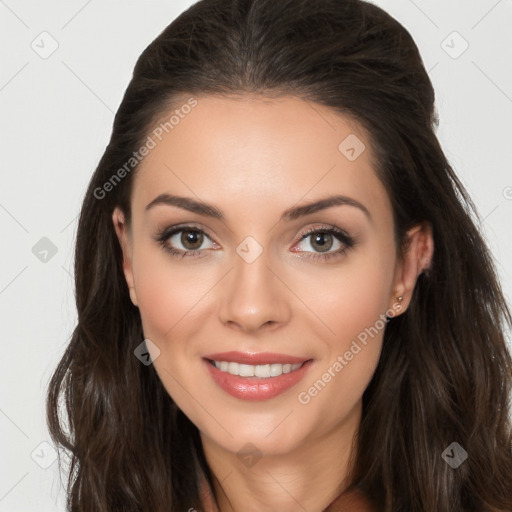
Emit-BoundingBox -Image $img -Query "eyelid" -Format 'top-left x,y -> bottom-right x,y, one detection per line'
155,222 -> 217,242
156,222 -> 350,240
294,223 -> 351,242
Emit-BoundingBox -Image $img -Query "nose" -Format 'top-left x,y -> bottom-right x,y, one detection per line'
218,245 -> 291,333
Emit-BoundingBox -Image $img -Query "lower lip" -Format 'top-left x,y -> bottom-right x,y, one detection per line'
204,359 -> 313,401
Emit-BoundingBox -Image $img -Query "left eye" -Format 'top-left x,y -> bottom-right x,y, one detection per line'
294,228 -> 351,254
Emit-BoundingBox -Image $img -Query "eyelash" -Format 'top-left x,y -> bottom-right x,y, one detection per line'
154,224 -> 356,262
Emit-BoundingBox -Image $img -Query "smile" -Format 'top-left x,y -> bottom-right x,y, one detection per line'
203,352 -> 314,401
209,360 -> 303,378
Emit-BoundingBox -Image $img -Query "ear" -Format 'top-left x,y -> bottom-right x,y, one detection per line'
390,222 -> 434,314
112,207 -> 138,307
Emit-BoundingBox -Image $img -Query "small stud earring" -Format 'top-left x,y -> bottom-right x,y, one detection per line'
397,296 -> 403,302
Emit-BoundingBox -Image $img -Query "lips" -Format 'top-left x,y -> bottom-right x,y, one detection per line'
203,351 -> 313,400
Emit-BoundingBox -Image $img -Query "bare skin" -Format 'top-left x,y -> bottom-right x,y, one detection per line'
113,94 -> 433,512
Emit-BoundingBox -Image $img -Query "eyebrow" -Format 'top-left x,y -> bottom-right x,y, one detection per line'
145,193 -> 371,222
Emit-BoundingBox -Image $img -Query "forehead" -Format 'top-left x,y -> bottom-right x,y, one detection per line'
131,94 -> 389,221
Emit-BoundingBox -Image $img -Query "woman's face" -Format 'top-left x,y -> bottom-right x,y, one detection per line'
113,94 -> 414,458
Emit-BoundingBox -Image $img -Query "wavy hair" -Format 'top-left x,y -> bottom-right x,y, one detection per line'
46,0 -> 512,510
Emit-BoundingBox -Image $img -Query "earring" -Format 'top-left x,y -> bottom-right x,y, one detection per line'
397,296 -> 403,302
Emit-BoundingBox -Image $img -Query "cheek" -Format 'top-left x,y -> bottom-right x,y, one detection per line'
297,249 -> 395,348
296,250 -> 395,401
131,248 -> 215,346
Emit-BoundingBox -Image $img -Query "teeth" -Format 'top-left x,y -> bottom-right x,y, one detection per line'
212,361 -> 302,377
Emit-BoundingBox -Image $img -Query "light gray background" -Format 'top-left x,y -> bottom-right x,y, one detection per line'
1,0 -> 511,509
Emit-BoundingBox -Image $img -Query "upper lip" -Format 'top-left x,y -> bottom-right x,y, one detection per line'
203,351 -> 310,365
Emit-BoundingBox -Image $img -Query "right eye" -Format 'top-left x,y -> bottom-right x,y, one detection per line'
155,225 -> 219,259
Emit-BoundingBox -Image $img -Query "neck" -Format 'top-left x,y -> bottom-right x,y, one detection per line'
200,401 -> 362,512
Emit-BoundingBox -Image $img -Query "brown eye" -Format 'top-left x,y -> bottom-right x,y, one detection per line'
309,232 -> 334,253
180,230 -> 204,250
292,226 -> 356,262
296,229 -> 346,254
156,225 -> 217,258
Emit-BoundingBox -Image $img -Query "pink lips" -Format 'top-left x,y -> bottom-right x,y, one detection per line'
203,351 -> 313,401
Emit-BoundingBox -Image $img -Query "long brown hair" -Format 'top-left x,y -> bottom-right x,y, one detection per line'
46,0 -> 512,510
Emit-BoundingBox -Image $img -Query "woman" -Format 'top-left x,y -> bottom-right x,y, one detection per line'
46,0 -> 512,510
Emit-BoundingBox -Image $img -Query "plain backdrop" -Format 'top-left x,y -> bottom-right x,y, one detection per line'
0,0 -> 511,509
